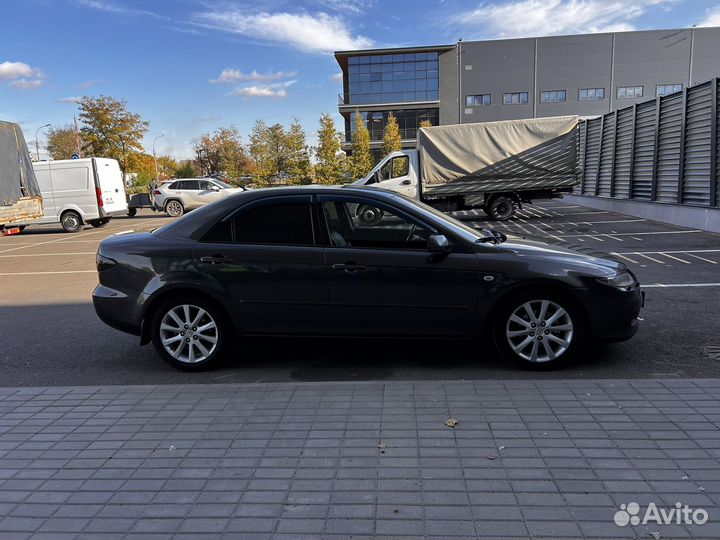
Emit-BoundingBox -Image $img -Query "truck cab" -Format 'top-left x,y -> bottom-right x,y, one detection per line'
352,150 -> 419,199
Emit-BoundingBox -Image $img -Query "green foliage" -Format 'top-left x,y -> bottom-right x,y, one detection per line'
174,159 -> 199,178
285,119 -> 314,185
314,113 -> 344,184
249,120 -> 286,186
78,95 -> 149,172
348,111 -> 373,180
193,126 -> 251,179
382,114 -> 402,157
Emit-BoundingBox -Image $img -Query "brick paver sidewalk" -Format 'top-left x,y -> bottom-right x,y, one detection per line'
1,380 -> 719,539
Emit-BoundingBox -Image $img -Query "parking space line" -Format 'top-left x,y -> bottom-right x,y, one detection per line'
643,283 -> 720,288
637,253 -> 667,264
557,230 -> 703,238
612,249 -> 720,255
611,253 -> 640,264
659,253 -> 691,264
0,252 -> 95,258
0,270 -> 97,276
686,253 -> 718,264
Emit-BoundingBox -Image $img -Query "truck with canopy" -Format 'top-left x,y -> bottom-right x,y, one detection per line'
351,115 -> 580,221
0,120 -> 43,230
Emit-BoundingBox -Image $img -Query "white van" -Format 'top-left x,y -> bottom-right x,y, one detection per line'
21,158 -> 128,232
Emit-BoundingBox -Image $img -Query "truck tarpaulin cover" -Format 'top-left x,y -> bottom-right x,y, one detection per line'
0,120 -> 41,206
417,116 -> 580,195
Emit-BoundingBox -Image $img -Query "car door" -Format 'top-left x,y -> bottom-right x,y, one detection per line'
192,194 -> 329,335
181,180 -> 201,208
319,195 -> 480,337
197,180 -> 224,205
373,155 -> 416,197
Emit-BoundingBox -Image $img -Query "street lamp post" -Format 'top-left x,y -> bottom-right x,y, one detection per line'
35,124 -> 51,161
152,134 -> 165,182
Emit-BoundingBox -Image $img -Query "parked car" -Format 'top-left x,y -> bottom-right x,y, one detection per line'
153,177 -> 244,217
17,158 -> 127,233
93,186 -> 643,371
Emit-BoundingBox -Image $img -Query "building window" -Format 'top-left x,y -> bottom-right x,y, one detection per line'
617,86 -> 643,99
503,92 -> 529,105
466,94 -> 491,106
579,88 -> 605,101
345,51 -> 440,105
657,83 -> 683,97
346,108 -> 439,143
540,90 -> 566,103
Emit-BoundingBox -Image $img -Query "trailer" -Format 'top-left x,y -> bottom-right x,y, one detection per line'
352,116 -> 580,221
0,121 -> 43,230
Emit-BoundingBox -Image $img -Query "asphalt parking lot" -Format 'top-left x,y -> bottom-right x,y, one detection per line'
1,200 -> 719,387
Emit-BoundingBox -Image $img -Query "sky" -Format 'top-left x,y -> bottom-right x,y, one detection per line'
1,0 -> 720,160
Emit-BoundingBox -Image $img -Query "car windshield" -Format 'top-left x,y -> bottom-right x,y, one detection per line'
386,191 -> 489,244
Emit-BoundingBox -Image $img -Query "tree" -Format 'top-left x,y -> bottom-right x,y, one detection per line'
382,113 -> 402,157
314,113 -> 344,184
46,126 -> 81,160
285,119 -> 313,185
419,119 -> 433,128
249,120 -> 289,186
348,111 -> 373,180
78,95 -> 149,174
193,126 -> 251,179
174,159 -> 200,178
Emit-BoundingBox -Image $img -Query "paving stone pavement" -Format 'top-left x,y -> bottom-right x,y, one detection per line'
1,379 -> 719,540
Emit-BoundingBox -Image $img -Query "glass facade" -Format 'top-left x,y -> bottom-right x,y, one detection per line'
346,109 -> 439,143
346,52 -> 440,105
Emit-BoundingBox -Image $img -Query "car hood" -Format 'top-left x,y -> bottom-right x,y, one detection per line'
494,235 -> 625,276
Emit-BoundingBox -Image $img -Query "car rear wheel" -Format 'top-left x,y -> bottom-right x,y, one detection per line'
127,207 -> 137,217
165,200 -> 184,217
60,211 -> 83,233
493,289 -> 584,370
151,296 -> 229,371
486,196 -> 517,221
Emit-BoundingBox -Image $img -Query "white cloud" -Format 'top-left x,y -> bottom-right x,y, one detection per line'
210,69 -> 298,84
10,78 -> 45,90
198,115 -> 220,122
312,0 -> 375,15
77,79 -> 103,89
57,96 -> 82,103
73,0 -> 166,20
231,80 -> 297,98
194,10 -> 373,53
451,0 -> 675,39
330,72 -> 343,81
0,61 -> 43,81
699,5 -> 720,26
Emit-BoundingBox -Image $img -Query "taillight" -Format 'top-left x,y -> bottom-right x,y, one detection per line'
96,253 -> 116,272
152,190 -> 162,195
96,187 -> 104,207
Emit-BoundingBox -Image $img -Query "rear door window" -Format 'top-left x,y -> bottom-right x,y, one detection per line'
180,180 -> 199,190
232,200 -> 314,246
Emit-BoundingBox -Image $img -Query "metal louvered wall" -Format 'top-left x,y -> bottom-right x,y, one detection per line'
579,78 -> 719,209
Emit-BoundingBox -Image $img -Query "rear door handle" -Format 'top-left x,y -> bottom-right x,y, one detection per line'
200,255 -> 232,265
332,262 -> 367,272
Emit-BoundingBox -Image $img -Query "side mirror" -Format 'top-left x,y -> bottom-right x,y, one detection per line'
210,185 -> 220,191
428,234 -> 450,253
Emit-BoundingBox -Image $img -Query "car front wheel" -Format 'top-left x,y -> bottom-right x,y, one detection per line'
493,290 -> 584,370
151,296 -> 228,371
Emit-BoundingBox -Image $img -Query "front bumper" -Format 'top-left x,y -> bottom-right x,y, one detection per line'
584,286 -> 644,343
92,284 -> 141,336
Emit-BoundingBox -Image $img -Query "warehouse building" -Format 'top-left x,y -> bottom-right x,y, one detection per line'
334,27 -> 720,231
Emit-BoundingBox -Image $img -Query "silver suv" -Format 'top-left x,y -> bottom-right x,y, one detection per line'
153,178 -> 244,217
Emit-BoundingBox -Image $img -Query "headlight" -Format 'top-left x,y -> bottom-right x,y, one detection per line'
96,253 -> 116,272
596,271 -> 637,290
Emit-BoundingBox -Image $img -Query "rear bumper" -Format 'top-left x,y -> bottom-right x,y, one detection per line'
92,284 -> 141,336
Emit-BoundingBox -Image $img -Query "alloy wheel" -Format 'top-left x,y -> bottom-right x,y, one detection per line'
505,299 -> 574,363
159,304 -> 218,363
166,201 -> 183,217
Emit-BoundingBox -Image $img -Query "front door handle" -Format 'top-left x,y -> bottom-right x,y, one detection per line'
332,262 -> 367,272
200,255 -> 232,265
401,179 -> 412,185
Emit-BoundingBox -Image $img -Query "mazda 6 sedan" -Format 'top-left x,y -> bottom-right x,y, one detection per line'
93,186 -> 643,371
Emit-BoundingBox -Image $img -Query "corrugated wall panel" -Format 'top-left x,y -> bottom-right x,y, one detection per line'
613,107 -> 634,199
575,122 -> 586,194
631,101 -> 657,201
682,82 -> 713,205
716,80 -> 720,208
582,118 -> 601,196
655,93 -> 683,204
597,114 -> 615,197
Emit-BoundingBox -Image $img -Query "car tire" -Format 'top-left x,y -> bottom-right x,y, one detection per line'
357,205 -> 383,225
90,219 -> 109,228
127,207 -> 137,217
487,196 -> 517,221
165,200 -> 184,217
151,295 -> 229,371
60,211 -> 83,233
493,288 -> 585,370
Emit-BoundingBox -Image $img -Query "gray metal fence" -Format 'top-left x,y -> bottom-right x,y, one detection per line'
578,78 -> 719,208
